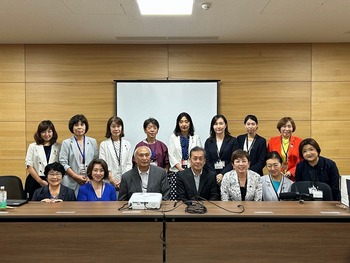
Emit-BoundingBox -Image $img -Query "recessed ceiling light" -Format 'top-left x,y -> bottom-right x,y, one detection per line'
137,0 -> 194,15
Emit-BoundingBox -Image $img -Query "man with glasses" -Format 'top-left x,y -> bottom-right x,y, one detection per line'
118,146 -> 170,201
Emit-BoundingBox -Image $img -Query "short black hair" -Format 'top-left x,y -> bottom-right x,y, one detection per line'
68,114 -> 89,133
86,159 -> 109,180
44,162 -> 65,178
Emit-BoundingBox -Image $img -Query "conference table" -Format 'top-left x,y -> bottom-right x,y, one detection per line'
0,201 -> 349,263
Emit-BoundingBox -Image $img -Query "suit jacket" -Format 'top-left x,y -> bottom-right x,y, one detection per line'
118,165 -> 170,201
176,167 -> 220,201
267,135 -> 302,180
168,133 -> 202,172
237,134 -> 267,176
60,135 -> 99,193
32,184 -> 76,201
221,170 -> 262,201
25,142 -> 61,176
295,156 -> 340,201
204,135 -> 239,175
99,138 -> 133,183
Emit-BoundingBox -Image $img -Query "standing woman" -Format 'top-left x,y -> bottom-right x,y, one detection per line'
25,120 -> 61,200
59,114 -> 98,196
295,138 -> 340,201
168,112 -> 202,200
99,116 -> 132,189
134,117 -> 169,172
261,151 -> 293,201
267,117 -> 302,181
204,114 -> 239,185
237,114 -> 267,176
77,159 -> 117,201
221,149 -> 262,201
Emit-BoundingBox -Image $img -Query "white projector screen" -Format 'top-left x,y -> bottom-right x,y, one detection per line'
115,80 -> 218,150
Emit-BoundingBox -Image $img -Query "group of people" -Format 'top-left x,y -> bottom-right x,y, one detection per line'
25,113 -> 341,203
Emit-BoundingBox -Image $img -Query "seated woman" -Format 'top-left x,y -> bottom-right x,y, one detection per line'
261,151 -> 293,201
32,162 -> 76,203
77,159 -> 117,201
295,138 -> 340,201
221,149 -> 262,201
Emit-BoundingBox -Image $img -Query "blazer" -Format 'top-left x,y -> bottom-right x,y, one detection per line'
261,174 -> 293,201
237,134 -> 267,176
32,184 -> 76,201
176,167 -> 220,201
204,135 -> 239,175
59,135 -> 99,193
168,133 -> 202,172
25,142 -> 61,176
99,138 -> 133,183
118,165 -> 170,201
221,170 -> 262,201
295,156 -> 340,201
267,135 -> 302,180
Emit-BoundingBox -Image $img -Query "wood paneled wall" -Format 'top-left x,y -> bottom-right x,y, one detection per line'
0,43 -> 349,181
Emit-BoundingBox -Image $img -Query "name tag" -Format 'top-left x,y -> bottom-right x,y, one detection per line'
309,187 -> 323,199
214,160 -> 225,170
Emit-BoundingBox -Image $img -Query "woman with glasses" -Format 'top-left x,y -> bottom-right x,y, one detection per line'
261,151 -> 293,201
32,162 -> 76,202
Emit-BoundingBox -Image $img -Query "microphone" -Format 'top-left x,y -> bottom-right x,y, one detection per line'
279,192 -> 314,201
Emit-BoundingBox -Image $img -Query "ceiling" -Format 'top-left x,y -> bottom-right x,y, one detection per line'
0,0 -> 350,44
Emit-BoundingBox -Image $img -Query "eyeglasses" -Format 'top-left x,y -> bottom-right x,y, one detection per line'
48,172 -> 62,177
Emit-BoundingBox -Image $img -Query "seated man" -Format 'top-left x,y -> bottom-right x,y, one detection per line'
119,146 -> 170,201
177,146 -> 220,201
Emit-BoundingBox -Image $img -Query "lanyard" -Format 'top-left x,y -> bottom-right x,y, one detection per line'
146,139 -> 157,160
74,136 -> 85,164
245,135 -> 256,154
281,138 -> 290,162
269,174 -> 284,201
112,138 -> 122,166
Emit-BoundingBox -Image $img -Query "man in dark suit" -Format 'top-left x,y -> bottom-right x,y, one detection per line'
177,146 -> 220,201
119,146 -> 170,201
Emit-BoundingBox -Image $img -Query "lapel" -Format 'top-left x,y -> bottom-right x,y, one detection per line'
131,168 -> 142,192
48,143 -> 60,163
107,138 -> 119,163
186,169 -> 198,195
219,136 -> 230,156
37,144 -> 47,165
288,136 -> 297,156
197,171 -> 207,195
69,136 -> 82,165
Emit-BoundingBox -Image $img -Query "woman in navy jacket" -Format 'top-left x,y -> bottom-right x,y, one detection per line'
204,114 -> 239,185
295,138 -> 340,201
237,115 -> 267,176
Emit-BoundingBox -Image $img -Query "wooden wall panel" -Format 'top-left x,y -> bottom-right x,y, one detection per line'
312,43 -> 350,81
312,82 -> 350,120
168,44 -> 311,81
25,45 -> 169,82
0,83 -> 25,121
0,45 -> 24,82
220,82 -> 311,122
26,83 -> 114,122
0,160 -> 26,181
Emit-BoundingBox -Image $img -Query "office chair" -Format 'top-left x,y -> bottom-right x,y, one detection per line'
0,175 -> 27,199
291,181 -> 333,201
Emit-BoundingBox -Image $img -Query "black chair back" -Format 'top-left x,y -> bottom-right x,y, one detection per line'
291,181 -> 333,201
0,175 -> 26,199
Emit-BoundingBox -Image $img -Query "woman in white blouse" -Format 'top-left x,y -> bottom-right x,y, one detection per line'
221,149 -> 262,201
25,120 -> 61,200
99,116 -> 132,189
168,112 -> 201,200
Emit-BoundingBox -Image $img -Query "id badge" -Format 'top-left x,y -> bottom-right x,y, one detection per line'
309,187 -> 323,199
214,160 -> 225,170
79,164 -> 86,176
181,159 -> 188,169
